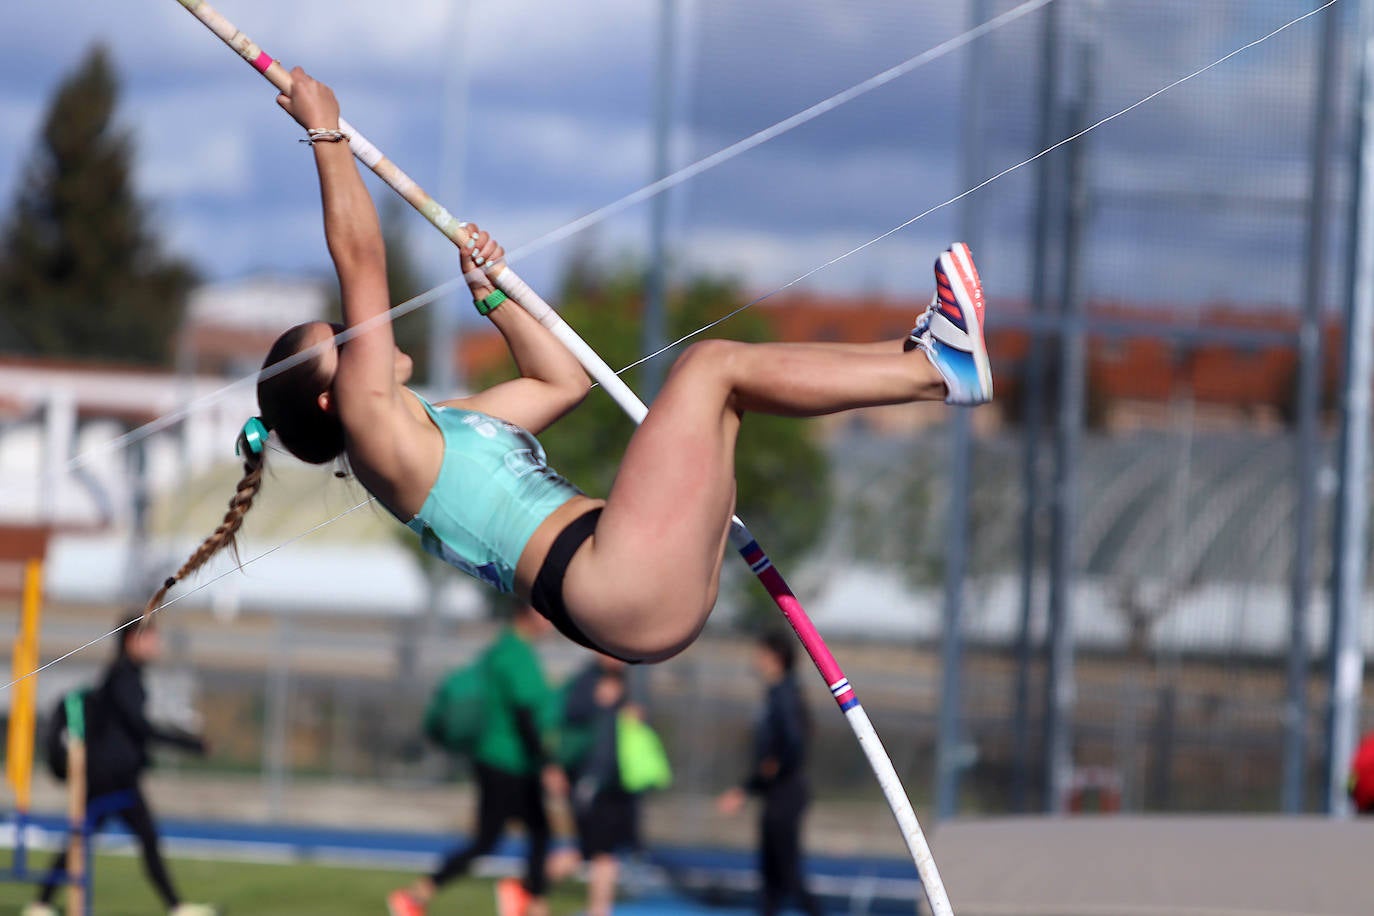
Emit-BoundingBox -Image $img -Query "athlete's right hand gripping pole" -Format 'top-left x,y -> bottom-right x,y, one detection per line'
171,3 -> 953,912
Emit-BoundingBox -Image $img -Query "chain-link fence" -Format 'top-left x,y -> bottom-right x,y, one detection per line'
681,0 -> 1365,817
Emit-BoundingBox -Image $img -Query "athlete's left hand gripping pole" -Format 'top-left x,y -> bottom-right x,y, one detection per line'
171,4 -> 954,913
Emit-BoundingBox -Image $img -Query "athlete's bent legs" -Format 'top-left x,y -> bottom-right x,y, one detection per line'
563,337 -> 945,661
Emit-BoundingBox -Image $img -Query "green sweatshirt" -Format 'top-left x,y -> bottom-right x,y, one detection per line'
473,627 -> 550,776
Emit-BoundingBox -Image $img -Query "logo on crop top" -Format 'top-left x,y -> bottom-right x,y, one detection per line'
463,414 -> 500,439
462,413 -> 537,438
461,413 -> 549,475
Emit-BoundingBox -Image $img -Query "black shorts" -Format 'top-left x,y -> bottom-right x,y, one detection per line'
530,508 -> 640,664
574,788 -> 640,859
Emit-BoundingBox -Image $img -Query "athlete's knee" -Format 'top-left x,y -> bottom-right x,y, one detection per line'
671,338 -> 745,383
602,593 -> 713,663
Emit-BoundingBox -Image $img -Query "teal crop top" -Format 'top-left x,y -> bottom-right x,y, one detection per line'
405,393 -> 584,593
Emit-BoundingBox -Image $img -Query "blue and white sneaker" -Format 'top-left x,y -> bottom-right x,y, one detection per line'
904,243 -> 992,406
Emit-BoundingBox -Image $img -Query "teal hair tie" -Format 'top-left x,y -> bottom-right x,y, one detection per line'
237,416 -> 270,457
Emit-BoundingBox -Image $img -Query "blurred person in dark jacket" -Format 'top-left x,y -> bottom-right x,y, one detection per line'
26,613 -> 214,916
716,631 -> 824,916
389,604 -> 566,916
548,655 -> 643,916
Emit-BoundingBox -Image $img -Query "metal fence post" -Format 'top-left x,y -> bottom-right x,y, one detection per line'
1285,0 -> 1341,814
1326,0 -> 1374,819
1044,0 -> 1096,813
1013,0 -> 1061,814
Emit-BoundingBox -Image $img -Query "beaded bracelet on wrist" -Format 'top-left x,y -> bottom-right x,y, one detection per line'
300,128 -> 350,146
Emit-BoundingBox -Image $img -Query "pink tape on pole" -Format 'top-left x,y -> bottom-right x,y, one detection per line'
251,51 -> 273,73
740,538 -> 853,700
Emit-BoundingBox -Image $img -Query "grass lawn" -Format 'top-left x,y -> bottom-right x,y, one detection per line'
0,852 -> 589,915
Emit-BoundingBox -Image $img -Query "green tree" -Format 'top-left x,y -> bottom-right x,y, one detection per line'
0,45 -> 196,365
477,253 -> 832,624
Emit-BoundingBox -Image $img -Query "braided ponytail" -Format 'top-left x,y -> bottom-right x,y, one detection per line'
145,320 -> 347,623
143,430 -> 267,623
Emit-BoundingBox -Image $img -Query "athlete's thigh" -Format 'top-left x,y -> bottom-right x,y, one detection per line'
577,369 -> 740,602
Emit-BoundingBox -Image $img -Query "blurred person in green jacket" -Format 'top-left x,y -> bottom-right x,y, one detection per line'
389,605 -> 566,916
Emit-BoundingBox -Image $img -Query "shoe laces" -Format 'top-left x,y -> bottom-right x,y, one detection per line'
904,292 -> 939,349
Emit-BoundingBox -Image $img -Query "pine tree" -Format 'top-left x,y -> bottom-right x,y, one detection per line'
0,45 -> 196,365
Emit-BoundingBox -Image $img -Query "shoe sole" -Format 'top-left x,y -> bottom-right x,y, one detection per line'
933,243 -> 992,400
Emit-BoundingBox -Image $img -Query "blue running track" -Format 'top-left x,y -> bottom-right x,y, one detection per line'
8,811 -> 922,914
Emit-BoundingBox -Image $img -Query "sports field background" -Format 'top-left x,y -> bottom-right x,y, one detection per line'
0,853 -> 588,916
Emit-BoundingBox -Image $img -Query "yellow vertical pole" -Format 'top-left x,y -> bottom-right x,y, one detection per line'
6,558 -> 43,813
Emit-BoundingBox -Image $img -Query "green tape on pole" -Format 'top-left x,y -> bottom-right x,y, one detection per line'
64,691 -> 85,742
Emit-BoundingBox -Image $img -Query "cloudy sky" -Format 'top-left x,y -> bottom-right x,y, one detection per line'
0,0 -> 1349,342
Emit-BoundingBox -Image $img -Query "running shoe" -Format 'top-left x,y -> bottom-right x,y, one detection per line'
20,905 -> 57,916
386,889 -> 426,916
169,906 -> 220,916
495,876 -> 531,916
905,242 -> 992,406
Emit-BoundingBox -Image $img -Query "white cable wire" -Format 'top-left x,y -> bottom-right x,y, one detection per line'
614,0 -> 1344,378
15,0 -> 1053,494
53,277 -> 467,480
1,498 -> 375,693
502,0 -> 1057,263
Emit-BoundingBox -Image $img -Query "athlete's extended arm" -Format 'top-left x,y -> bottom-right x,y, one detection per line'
276,69 -> 400,428
442,225 -> 590,434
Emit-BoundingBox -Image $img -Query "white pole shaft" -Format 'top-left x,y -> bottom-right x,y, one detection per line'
845,704 -> 953,916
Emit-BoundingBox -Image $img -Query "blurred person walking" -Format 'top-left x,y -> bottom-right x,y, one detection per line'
717,632 -> 825,916
548,655 -> 670,916
389,604 -> 566,916
25,614 -> 215,916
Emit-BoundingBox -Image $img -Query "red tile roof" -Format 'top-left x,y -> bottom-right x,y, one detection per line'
460,293 -> 1343,415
